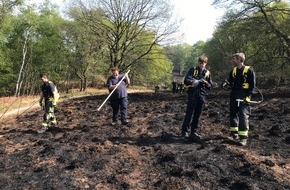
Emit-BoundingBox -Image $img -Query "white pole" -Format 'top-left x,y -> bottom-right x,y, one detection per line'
236,98 -> 263,107
97,70 -> 130,111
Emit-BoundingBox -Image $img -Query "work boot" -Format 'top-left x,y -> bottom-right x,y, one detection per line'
111,121 -> 117,126
239,138 -> 248,146
182,131 -> 189,138
189,132 -> 201,140
121,120 -> 129,125
228,132 -> 239,141
37,126 -> 48,134
186,132 -> 202,143
50,120 -> 57,128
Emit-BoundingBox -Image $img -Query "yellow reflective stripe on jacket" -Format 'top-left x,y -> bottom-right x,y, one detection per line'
232,66 -> 251,89
232,67 -> 237,78
243,83 -> 249,89
48,81 -> 60,102
193,69 -> 198,77
232,66 -> 250,78
242,66 -> 250,89
204,70 -> 210,79
243,66 -> 250,75
193,68 -> 210,79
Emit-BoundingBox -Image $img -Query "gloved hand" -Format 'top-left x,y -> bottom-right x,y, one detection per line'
200,79 -> 208,85
192,79 -> 200,87
244,96 -> 250,103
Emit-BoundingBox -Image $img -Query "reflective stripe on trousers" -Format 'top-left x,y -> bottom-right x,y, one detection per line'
229,96 -> 250,138
42,100 -> 57,127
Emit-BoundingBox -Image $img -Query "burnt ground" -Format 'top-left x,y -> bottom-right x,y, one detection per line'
0,87 -> 289,190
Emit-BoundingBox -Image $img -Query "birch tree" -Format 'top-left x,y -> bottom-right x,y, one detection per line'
15,27 -> 30,96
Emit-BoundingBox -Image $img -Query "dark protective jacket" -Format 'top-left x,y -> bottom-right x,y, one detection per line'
41,81 -> 56,100
228,65 -> 256,98
184,66 -> 213,97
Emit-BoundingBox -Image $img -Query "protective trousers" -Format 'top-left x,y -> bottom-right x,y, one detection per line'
41,99 -> 57,128
110,97 -> 128,122
182,91 -> 204,135
229,93 -> 250,138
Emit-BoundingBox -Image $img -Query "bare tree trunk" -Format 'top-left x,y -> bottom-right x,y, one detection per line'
83,76 -> 87,91
79,78 -> 84,92
130,73 -> 134,87
15,29 -> 30,97
80,0 -> 179,71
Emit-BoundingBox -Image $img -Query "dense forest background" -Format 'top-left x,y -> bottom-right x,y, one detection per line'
0,0 -> 289,97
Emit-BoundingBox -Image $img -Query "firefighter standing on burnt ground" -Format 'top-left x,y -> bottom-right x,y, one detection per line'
172,79 -> 177,94
106,67 -> 130,126
181,54 -> 213,140
225,53 -> 256,146
38,73 -> 59,133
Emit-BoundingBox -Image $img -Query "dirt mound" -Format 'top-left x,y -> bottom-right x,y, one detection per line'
0,89 -> 289,189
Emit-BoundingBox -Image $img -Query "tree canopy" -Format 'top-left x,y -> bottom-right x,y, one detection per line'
0,0 -> 177,96
209,0 -> 290,84
0,0 -> 289,96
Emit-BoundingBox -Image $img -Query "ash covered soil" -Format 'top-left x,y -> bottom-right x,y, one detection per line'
0,88 -> 290,190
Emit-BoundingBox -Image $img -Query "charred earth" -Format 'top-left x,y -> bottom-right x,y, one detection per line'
0,88 -> 289,190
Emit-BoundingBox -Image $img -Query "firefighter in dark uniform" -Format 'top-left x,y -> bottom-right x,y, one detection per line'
107,67 -> 130,126
181,54 -> 213,140
172,79 -> 177,94
228,53 -> 256,146
38,73 -> 59,133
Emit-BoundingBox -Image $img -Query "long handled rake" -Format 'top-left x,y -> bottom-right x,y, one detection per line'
97,70 -> 130,111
